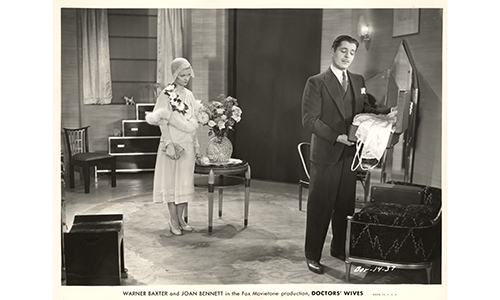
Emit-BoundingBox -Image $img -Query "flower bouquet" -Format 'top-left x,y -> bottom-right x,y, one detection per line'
197,94 -> 242,163
197,94 -> 242,138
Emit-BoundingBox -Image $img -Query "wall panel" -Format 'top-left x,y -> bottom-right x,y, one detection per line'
61,8 -> 81,130
190,9 -> 228,153
109,38 -> 156,59
108,9 -> 157,104
321,10 -> 353,72
108,13 -> 157,37
110,60 -> 156,82
232,9 -> 322,182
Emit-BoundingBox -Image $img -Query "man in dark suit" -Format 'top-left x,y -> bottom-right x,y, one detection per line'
301,35 -> 388,274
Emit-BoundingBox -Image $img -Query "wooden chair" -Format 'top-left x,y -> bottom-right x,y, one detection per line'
63,126 -> 116,193
297,142 -> 370,210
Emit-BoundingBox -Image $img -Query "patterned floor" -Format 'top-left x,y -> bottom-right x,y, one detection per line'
61,172 -> 439,286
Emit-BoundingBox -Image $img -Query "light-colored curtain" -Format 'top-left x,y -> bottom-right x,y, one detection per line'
157,9 -> 185,88
80,9 -> 113,105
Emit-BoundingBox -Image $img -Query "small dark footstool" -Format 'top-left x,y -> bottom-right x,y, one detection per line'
64,214 -> 127,285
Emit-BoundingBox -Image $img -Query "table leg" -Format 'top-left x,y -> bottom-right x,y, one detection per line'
218,188 -> 223,218
244,166 -> 251,227
83,164 -> 90,194
208,170 -> 215,234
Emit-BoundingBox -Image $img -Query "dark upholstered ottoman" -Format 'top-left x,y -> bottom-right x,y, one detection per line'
345,182 -> 442,283
64,214 -> 127,285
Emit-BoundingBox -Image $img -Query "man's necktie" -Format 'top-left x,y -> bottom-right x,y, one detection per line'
342,71 -> 348,92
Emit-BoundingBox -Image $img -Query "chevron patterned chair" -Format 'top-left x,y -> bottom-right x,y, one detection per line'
345,182 -> 442,283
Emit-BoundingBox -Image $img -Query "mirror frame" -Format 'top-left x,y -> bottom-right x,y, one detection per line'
377,40 -> 419,183
400,40 -> 419,183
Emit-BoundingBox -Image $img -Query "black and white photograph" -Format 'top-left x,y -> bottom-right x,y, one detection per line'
48,0 -> 452,299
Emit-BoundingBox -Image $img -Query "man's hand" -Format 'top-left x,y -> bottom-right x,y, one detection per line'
336,134 -> 355,146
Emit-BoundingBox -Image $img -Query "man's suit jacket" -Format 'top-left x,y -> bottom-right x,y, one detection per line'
302,68 -> 376,165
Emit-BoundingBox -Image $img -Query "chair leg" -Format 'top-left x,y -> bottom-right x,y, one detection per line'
83,164 -> 90,194
426,263 -> 433,284
110,157 -> 116,188
364,171 -> 371,204
299,185 -> 302,211
218,188 -> 223,218
69,164 -> 75,189
94,166 -> 98,186
345,262 -> 351,281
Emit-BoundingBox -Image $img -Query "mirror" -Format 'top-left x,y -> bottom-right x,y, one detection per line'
365,40 -> 419,183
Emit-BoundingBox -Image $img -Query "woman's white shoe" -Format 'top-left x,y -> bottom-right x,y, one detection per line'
180,222 -> 193,232
169,220 -> 183,236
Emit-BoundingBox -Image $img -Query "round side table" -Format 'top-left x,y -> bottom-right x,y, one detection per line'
194,159 -> 251,234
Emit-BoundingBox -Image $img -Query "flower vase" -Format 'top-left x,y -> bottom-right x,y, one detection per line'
206,135 -> 233,163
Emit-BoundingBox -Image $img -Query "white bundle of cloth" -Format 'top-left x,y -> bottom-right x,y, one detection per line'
350,110 -> 397,171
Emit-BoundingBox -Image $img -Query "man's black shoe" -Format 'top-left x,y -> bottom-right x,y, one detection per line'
306,259 -> 324,274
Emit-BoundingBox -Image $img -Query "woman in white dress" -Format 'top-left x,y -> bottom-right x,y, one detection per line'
146,57 -> 201,235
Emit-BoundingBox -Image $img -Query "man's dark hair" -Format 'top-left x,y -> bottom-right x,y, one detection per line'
331,35 -> 359,51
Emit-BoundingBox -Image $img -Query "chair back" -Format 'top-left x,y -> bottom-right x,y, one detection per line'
297,142 -> 311,180
63,126 -> 90,158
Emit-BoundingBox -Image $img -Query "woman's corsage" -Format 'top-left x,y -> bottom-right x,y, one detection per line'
361,87 -> 367,95
164,83 -> 189,115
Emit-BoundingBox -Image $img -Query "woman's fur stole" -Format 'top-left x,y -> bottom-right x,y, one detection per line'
146,107 -> 198,133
